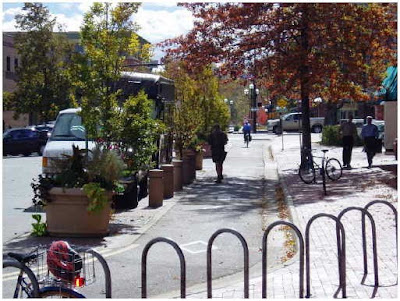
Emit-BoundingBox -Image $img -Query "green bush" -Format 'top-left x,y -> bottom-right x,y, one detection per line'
234,125 -> 240,132
322,125 -> 342,146
321,125 -> 363,146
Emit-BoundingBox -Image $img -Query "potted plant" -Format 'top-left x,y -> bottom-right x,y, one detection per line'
31,145 -> 126,237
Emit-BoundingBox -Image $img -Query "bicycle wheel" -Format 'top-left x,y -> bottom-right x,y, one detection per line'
325,158 -> 342,181
298,164 -> 316,184
246,136 -> 249,148
2,260 -> 40,298
39,286 -> 85,298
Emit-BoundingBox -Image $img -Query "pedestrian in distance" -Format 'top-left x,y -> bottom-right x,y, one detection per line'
361,116 -> 379,168
339,114 -> 357,169
208,124 -> 228,183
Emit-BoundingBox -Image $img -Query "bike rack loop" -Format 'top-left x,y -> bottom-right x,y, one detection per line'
364,200 -> 398,258
262,221 -> 305,298
86,249 -> 112,298
207,228 -> 249,299
141,237 -> 186,299
337,207 -> 379,289
305,213 -> 346,299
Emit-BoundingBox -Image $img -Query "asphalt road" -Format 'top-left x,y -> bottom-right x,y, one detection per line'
2,154 -> 44,243
2,133 -> 288,298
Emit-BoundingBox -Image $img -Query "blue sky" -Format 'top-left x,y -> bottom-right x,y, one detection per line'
2,2 -> 194,61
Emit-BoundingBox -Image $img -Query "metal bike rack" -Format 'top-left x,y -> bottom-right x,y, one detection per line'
141,237 -> 186,298
207,228 -> 249,298
364,200 -> 398,257
86,249 -> 113,298
364,200 -> 398,287
262,221 -> 305,298
305,213 -> 346,299
338,207 -> 379,292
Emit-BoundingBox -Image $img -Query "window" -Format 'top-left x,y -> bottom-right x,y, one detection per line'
6,56 -> 11,71
14,58 -> 18,70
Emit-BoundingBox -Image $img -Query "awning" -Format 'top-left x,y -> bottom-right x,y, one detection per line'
377,66 -> 397,101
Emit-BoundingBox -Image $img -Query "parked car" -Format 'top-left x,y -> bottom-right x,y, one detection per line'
267,112 -> 325,134
27,122 -> 55,139
3,128 -> 47,156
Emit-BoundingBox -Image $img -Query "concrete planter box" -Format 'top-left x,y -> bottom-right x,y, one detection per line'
46,187 -> 112,237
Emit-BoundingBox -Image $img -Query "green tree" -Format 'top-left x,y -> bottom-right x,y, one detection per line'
71,2 -> 152,146
10,3 -> 73,123
162,61 -> 229,156
113,91 -> 165,172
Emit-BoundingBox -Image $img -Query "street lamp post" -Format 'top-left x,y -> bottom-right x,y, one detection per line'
244,82 -> 259,133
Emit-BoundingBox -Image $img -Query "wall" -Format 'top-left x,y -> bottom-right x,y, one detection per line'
384,101 -> 397,151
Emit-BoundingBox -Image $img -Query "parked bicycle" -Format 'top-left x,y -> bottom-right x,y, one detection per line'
298,148 -> 342,195
3,241 -> 112,298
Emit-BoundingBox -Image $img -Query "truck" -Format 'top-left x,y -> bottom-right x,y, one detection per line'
266,112 -> 325,134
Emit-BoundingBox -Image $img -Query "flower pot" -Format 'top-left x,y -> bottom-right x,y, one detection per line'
114,178 -> 138,210
46,187 -> 112,237
195,150 -> 204,170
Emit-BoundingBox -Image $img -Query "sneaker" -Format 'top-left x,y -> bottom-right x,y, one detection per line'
215,178 -> 222,183
347,165 -> 352,169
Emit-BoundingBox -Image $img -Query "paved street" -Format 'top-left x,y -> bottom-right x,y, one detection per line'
2,132 -> 397,298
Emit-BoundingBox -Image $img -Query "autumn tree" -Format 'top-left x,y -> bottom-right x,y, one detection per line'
10,3 -> 73,123
162,3 -> 396,162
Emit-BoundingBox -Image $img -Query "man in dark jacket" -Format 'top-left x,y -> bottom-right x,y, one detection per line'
208,124 -> 228,183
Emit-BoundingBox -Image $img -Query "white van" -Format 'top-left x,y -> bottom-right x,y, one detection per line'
42,108 -> 95,175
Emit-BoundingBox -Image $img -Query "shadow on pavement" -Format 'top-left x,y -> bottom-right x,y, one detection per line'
282,164 -> 397,203
178,176 -> 278,218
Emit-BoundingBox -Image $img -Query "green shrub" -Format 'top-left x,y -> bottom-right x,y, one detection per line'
234,125 -> 240,132
321,125 -> 342,146
321,125 -> 364,146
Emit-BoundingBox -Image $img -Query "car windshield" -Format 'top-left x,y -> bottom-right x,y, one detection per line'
50,113 -> 86,141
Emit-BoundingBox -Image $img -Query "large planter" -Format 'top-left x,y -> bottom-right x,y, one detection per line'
114,178 -> 138,210
195,150 -> 204,170
46,187 -> 113,237
182,149 -> 196,184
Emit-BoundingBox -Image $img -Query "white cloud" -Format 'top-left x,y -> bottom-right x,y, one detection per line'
52,13 -> 83,32
2,7 -> 23,19
2,7 -> 23,31
136,6 -> 193,43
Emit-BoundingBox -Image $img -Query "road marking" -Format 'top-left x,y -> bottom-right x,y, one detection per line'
199,205 -> 224,210
180,241 -> 217,254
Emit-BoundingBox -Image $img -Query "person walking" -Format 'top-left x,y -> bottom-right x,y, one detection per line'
361,116 -> 379,168
208,124 -> 228,183
339,114 -> 357,169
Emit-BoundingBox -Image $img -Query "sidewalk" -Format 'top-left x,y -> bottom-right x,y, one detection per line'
185,133 -> 398,299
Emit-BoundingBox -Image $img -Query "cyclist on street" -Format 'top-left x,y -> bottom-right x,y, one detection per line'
243,120 -> 252,143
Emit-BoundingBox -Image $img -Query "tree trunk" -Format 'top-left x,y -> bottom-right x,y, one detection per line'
300,6 -> 312,165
